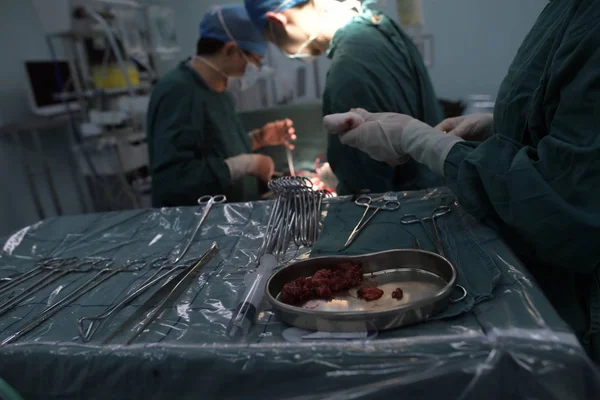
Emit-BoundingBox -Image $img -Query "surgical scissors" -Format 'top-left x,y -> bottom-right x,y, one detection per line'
172,195 -> 226,264
401,206 -> 452,257
342,193 -> 401,250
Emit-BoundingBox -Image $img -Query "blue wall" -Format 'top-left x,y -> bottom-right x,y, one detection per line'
0,0 -> 548,237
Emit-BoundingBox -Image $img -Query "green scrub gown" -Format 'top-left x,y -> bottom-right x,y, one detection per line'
323,11 -> 444,195
147,61 -> 259,207
443,0 -> 600,360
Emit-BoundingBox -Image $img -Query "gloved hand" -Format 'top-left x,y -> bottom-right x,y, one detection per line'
324,108 -> 412,166
324,108 -> 464,176
436,113 -> 494,141
251,119 -> 296,150
323,111 -> 365,134
225,154 -> 275,182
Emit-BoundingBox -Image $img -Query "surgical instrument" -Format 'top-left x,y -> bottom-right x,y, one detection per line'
76,258 -> 190,342
405,207 -> 467,303
401,206 -> 452,257
286,147 -> 296,177
0,258 -> 106,318
1,259 -> 145,346
103,242 -> 219,345
0,258 -> 77,297
171,195 -> 226,264
228,254 -> 278,340
342,193 -> 401,250
258,177 -> 330,261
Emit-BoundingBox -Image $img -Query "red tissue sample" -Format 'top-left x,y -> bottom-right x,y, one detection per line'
280,262 -> 363,305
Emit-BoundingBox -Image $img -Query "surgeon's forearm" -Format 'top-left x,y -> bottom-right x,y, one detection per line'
442,141 -> 478,181
400,120 -> 464,176
442,137 -> 600,274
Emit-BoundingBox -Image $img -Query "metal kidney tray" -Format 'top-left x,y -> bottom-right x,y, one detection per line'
266,249 -> 459,333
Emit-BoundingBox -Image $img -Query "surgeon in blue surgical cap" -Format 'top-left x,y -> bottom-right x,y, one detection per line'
244,0 -> 444,195
147,5 -> 296,207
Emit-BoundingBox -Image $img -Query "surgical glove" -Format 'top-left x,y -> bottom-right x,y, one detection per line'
400,119 -> 464,176
436,113 -> 494,141
323,111 -> 365,134
326,108 -> 464,176
324,108 -> 412,166
225,154 -> 275,182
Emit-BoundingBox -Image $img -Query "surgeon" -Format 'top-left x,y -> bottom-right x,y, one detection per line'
325,0 -> 600,360
244,0 -> 443,195
147,5 -> 296,207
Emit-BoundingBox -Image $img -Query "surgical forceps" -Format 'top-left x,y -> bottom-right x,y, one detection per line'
0,258 -> 107,318
76,257 -> 191,342
259,177 -> 329,260
401,206 -> 452,257
0,258 -> 78,297
172,195 -> 226,264
342,193 -> 401,250
103,242 -> 219,345
405,206 -> 467,303
1,259 -> 145,346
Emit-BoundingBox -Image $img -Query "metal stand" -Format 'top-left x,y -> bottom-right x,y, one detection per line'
0,116 -> 88,220
42,3 -> 158,212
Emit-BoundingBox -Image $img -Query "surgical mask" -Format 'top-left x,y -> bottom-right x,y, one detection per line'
217,7 -> 273,91
288,36 -> 317,62
195,53 -> 273,92
229,59 -> 274,91
271,22 -> 318,63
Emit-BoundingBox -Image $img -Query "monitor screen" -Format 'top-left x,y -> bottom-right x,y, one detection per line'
25,60 -> 76,108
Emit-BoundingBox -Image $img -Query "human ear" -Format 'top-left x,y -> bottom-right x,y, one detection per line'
266,11 -> 287,26
265,12 -> 287,42
223,42 -> 239,57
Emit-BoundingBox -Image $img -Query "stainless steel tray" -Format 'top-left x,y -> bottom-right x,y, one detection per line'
266,249 -> 464,332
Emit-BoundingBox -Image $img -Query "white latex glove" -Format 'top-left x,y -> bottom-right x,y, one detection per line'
323,111 -> 365,134
324,108 -> 412,166
325,108 -> 464,176
225,154 -> 275,182
436,113 -> 494,141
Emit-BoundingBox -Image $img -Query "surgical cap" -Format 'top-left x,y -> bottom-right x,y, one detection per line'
245,0 -> 309,31
200,5 -> 268,57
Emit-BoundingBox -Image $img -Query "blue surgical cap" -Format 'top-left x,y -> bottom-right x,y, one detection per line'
245,0 -> 309,31
200,5 -> 268,57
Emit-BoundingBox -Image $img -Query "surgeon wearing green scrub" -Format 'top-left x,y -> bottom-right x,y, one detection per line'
147,5 -> 296,207
244,0 -> 443,196
325,0 -> 600,361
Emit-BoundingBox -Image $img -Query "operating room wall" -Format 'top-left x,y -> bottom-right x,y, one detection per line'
420,0 -> 549,99
0,0 -> 88,237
